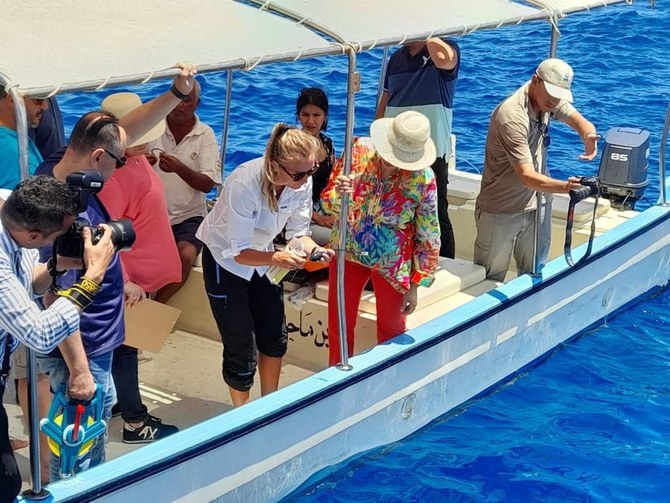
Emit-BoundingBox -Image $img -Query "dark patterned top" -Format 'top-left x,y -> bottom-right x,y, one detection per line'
312,132 -> 335,205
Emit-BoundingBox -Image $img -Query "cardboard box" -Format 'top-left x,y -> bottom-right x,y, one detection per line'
124,300 -> 182,353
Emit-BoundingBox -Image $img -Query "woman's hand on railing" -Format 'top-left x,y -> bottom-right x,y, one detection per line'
333,174 -> 356,195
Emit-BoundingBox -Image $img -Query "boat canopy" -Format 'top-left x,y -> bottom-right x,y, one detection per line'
1,0 -> 627,96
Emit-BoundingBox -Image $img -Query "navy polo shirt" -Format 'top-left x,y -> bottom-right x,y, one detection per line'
383,38 -> 460,159
37,149 -> 125,358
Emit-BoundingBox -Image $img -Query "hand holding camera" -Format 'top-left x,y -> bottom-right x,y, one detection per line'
81,225 -> 116,284
569,176 -> 601,204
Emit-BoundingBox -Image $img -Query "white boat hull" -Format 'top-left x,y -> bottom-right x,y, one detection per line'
39,200 -> 670,503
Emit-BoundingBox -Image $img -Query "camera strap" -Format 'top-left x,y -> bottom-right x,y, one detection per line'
564,195 -> 599,267
0,337 -> 12,391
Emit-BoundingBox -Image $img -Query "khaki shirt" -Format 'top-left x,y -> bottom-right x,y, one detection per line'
476,82 -> 575,213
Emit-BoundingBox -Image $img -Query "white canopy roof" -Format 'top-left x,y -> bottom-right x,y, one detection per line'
257,0 -> 543,46
0,0 -> 335,96
252,0 -> 627,46
1,0 -> 627,96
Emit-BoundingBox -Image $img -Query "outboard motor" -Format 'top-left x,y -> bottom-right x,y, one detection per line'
598,127 -> 650,209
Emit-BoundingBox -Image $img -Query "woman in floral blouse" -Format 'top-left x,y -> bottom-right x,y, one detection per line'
321,111 -> 440,365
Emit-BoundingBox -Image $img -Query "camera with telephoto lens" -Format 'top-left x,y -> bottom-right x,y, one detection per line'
54,170 -> 136,258
569,176 -> 601,204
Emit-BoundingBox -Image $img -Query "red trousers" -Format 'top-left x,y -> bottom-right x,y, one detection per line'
328,259 -> 406,366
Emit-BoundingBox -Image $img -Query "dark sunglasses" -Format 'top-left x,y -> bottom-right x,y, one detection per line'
277,161 -> 319,182
538,122 -> 551,148
103,149 -> 127,169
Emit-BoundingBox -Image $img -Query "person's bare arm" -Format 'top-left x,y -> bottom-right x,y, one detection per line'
514,162 -> 582,193
58,331 -> 95,400
119,63 -> 196,146
564,110 -> 600,161
426,38 -> 458,70
157,153 -> 217,193
375,91 -> 390,119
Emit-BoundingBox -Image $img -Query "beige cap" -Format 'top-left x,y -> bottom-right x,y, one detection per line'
101,92 -> 166,147
536,58 -> 574,103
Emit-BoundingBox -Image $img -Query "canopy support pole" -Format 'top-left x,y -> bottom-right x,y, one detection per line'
375,46 -> 389,110
219,70 -> 234,180
335,46 -> 359,371
532,14 -> 560,277
9,87 -> 50,500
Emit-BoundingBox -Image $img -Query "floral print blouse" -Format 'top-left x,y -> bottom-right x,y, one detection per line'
321,137 -> 440,293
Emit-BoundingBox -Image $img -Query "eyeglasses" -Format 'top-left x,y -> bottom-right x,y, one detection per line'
103,149 -> 127,169
276,161 -> 319,182
538,122 -> 551,148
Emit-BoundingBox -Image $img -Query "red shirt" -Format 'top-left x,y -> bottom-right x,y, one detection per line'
98,155 -> 181,292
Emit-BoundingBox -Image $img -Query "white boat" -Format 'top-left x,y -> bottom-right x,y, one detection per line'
4,0 -> 669,501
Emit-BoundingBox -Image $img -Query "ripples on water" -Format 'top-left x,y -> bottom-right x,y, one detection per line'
56,1 -> 670,502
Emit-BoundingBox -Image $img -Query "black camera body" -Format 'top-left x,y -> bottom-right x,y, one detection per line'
54,170 -> 136,258
569,176 -> 601,204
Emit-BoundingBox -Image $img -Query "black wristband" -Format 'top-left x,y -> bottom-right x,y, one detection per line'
46,257 -> 66,278
170,84 -> 189,101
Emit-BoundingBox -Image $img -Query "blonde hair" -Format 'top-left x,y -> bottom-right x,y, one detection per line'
262,123 -> 322,212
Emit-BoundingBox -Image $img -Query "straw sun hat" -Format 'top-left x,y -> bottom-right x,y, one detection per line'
101,92 -> 166,147
370,110 -> 436,171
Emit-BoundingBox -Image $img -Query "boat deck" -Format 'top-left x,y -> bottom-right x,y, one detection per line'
6,331 -> 313,490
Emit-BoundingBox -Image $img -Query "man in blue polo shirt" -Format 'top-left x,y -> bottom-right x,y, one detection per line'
0,85 -> 48,189
36,63 -> 196,480
376,37 -> 460,258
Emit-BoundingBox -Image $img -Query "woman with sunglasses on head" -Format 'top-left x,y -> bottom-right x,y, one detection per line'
197,124 -> 335,407
322,111 -> 441,366
296,88 -> 337,245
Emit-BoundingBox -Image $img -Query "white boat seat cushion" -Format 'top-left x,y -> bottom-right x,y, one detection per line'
314,257 -> 486,315
551,193 -> 610,223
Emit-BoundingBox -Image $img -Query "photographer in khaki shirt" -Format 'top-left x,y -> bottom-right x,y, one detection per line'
474,58 -> 600,281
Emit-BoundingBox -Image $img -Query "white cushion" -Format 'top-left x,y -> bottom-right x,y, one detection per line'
315,257 -> 486,315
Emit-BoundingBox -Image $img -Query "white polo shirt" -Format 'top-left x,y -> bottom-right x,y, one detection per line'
149,116 -> 221,225
196,157 -> 312,280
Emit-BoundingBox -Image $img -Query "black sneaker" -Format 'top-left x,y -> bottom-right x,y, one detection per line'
122,414 -> 179,444
111,403 -> 121,418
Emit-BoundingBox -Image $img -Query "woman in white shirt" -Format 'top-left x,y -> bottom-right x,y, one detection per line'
197,124 -> 334,407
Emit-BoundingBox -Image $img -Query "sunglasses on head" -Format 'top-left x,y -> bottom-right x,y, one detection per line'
538,122 -> 551,148
103,148 -> 127,169
276,161 -> 319,182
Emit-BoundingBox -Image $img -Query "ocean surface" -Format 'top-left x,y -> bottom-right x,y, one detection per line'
56,1 -> 670,502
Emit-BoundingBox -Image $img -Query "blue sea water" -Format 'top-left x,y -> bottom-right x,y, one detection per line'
55,1 -> 670,502
287,288 -> 670,503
